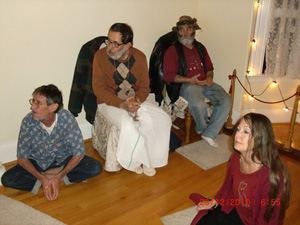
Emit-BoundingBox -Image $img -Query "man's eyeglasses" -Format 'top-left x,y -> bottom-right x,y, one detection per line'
105,39 -> 124,48
29,98 -> 47,108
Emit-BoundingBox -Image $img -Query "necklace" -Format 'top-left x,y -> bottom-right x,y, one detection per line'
41,123 -> 57,153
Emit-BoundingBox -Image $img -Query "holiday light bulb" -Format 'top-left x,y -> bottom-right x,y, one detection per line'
272,81 -> 278,86
284,107 -> 288,112
249,95 -> 254,100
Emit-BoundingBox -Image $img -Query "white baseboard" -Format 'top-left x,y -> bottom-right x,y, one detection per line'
80,122 -> 92,140
0,142 -> 17,165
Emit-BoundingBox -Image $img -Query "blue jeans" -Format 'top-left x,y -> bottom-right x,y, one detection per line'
1,156 -> 102,192
180,83 -> 231,139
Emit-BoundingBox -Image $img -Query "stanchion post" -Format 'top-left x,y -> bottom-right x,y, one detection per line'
224,69 -> 236,130
283,85 -> 300,151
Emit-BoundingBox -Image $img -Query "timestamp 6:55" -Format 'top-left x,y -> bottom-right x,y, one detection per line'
261,199 -> 281,206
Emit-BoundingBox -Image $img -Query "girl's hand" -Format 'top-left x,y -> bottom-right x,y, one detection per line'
197,198 -> 217,211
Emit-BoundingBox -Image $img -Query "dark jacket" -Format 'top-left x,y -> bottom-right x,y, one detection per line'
149,32 -> 206,105
68,36 -> 107,124
149,31 -> 178,105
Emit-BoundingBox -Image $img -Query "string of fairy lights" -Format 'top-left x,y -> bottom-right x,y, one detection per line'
242,0 -> 300,114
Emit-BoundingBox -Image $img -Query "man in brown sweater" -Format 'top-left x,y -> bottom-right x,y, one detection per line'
92,23 -> 171,176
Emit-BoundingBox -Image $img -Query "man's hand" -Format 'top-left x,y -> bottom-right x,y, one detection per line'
18,158 -> 60,201
189,74 -> 214,87
120,96 -> 141,113
42,176 -> 60,201
41,168 -> 62,201
205,71 -> 214,87
206,76 -> 214,87
41,156 -> 84,201
188,74 -> 208,86
174,74 -> 208,86
174,71 -> 214,87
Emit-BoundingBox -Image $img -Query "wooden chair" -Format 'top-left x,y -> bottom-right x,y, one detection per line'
185,108 -> 192,143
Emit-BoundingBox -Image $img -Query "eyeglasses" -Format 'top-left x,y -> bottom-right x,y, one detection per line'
29,98 -> 47,108
105,39 -> 124,48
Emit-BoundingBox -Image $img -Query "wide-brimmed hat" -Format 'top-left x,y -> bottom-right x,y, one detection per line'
172,15 -> 201,32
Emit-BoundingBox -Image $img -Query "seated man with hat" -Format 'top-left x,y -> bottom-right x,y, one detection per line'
163,15 -> 231,147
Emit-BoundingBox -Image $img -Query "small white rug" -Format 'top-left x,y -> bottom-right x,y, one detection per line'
176,134 -> 233,170
0,195 -> 66,225
161,206 -> 197,225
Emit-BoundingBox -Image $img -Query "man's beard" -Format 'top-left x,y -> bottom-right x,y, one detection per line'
178,32 -> 195,46
107,45 -> 127,60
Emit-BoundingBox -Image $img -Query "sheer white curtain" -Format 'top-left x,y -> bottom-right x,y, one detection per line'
265,0 -> 300,79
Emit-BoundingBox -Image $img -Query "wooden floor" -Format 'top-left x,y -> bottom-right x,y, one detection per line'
1,120 -> 300,225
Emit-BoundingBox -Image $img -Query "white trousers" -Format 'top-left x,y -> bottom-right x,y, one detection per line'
98,101 -> 172,171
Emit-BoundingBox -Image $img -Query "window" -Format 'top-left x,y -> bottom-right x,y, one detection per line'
248,0 -> 300,79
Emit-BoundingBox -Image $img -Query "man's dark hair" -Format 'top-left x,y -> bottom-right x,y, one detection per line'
109,23 -> 133,45
32,84 -> 63,113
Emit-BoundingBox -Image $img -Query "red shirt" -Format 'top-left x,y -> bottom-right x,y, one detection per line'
214,153 -> 285,225
163,44 -> 214,83
233,165 -> 260,225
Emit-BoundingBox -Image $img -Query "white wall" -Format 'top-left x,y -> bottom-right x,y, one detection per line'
195,0 -> 253,114
0,0 -> 254,163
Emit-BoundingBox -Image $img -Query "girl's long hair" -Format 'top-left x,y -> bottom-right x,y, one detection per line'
233,113 -> 290,223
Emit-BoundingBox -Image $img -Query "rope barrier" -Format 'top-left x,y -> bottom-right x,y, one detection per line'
228,74 -> 299,104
